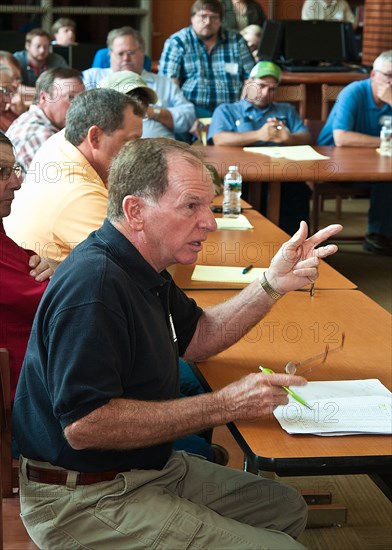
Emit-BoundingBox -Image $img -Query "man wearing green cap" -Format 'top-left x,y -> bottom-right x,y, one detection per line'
208,60 -> 312,234
208,61 -> 310,148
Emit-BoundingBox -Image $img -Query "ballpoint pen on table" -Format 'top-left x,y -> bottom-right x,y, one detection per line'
242,264 -> 254,274
258,366 -> 312,410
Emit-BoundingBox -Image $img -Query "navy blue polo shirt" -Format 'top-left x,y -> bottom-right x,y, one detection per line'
13,220 -> 202,472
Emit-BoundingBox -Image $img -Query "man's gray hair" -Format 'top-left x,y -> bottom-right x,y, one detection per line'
107,26 -> 145,51
0,64 -> 13,79
0,51 -> 21,71
373,50 -> 392,70
64,88 -> 144,146
107,138 -> 206,222
33,66 -> 82,104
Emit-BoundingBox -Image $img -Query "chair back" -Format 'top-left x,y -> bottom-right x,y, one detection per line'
198,117 -> 212,146
321,84 -> 344,121
0,348 -> 10,549
304,119 -> 324,145
0,349 -> 12,499
275,84 -> 306,120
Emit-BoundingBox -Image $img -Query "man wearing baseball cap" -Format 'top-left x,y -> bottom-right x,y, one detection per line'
208,60 -> 312,234
208,61 -> 310,148
99,70 -> 158,106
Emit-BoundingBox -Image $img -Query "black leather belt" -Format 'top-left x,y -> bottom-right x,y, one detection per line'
26,464 -> 123,485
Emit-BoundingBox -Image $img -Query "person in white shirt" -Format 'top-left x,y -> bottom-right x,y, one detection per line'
301,0 -> 356,25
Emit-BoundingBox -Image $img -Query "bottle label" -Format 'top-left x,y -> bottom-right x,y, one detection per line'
227,182 -> 242,192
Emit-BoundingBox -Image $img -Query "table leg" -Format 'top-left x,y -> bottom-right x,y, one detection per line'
246,181 -> 262,211
266,181 -> 281,225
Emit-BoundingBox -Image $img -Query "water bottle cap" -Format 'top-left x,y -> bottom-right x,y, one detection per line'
228,165 -> 238,170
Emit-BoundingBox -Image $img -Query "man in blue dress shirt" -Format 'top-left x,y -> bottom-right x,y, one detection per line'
82,26 -> 196,140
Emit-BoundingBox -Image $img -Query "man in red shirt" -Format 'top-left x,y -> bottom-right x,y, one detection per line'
0,132 -> 52,401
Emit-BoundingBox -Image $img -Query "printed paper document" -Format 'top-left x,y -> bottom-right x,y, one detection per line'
273,379 -> 392,436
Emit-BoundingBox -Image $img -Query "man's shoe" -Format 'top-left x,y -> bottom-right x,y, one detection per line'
211,444 -> 229,466
363,233 -> 392,256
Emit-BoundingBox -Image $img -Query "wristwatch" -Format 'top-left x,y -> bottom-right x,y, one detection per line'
151,107 -> 161,120
259,272 -> 283,301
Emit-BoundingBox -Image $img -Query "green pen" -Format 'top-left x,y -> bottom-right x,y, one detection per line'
259,366 -> 312,410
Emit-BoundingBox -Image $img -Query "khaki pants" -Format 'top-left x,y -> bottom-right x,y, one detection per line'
19,452 -> 308,550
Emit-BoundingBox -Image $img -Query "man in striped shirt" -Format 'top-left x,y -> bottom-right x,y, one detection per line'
159,0 -> 254,117
6,67 -> 84,170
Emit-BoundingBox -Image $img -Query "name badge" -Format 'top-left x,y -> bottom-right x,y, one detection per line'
225,62 -> 238,75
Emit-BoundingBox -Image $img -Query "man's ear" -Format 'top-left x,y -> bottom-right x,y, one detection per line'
241,79 -> 251,99
87,125 -> 102,149
122,195 -> 145,230
39,90 -> 47,104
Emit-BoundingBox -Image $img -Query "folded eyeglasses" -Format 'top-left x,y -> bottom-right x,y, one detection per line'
285,332 -> 345,376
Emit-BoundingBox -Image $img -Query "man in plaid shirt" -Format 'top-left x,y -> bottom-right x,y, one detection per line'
159,0 -> 254,117
6,67 -> 84,170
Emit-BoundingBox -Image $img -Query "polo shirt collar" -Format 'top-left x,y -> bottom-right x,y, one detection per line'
97,219 -> 170,291
364,78 -> 379,110
242,98 -> 274,116
62,140 -> 105,188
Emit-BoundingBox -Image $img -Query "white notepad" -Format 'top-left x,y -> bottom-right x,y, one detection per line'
191,265 -> 266,284
215,215 -> 254,230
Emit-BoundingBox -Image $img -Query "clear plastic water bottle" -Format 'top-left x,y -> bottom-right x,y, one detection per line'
223,165 -> 242,218
379,118 -> 392,157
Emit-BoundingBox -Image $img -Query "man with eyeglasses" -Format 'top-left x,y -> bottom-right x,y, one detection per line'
159,0 -> 255,118
0,132 -> 52,403
82,26 -> 196,140
6,66 -> 84,170
208,61 -> 312,235
0,52 -> 28,132
0,64 -> 15,130
318,50 -> 392,255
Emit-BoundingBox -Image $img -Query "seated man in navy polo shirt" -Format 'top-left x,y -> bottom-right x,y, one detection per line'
208,61 -> 312,235
12,139 -> 343,550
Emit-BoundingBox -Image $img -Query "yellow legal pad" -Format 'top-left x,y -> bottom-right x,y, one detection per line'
191,265 -> 266,284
